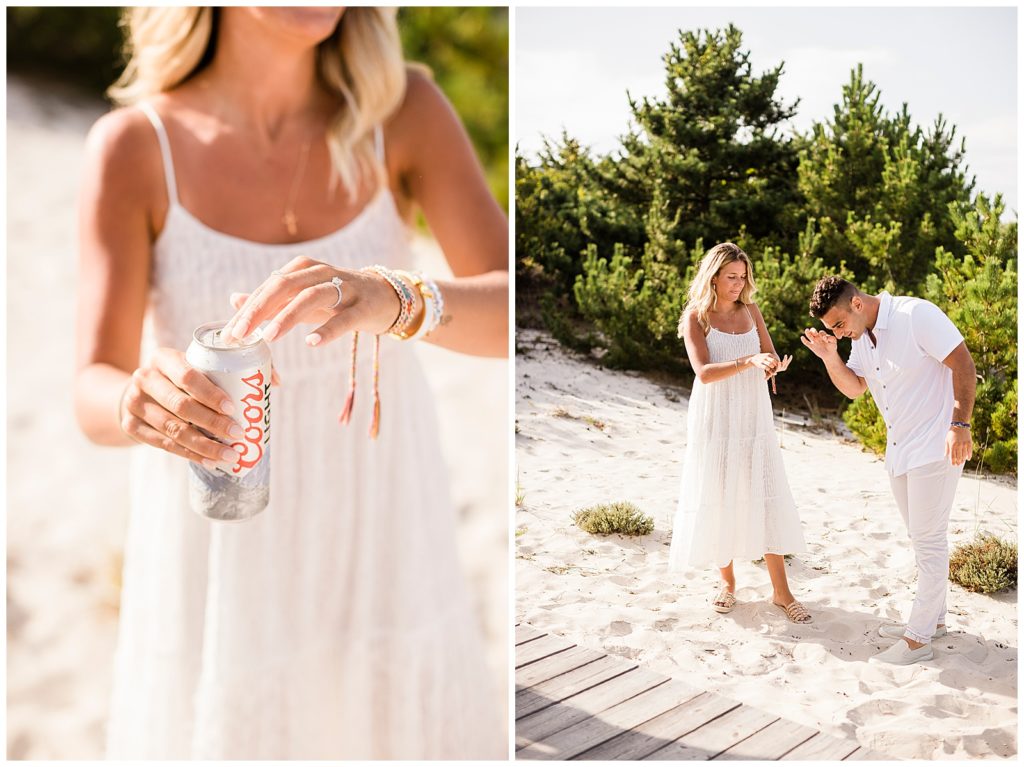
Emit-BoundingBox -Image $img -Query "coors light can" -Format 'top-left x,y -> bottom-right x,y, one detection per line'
185,321 -> 272,521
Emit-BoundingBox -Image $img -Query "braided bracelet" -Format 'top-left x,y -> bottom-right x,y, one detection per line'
363,265 -> 415,336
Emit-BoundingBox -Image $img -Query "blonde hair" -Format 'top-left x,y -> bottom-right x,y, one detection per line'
677,242 -> 756,336
108,7 -> 407,198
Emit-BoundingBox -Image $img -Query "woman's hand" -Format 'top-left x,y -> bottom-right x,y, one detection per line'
772,354 -> 794,377
119,347 -> 245,468
221,256 -> 404,346
748,352 -> 780,376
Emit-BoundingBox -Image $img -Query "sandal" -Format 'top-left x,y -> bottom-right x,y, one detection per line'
712,586 -> 737,614
774,599 -> 813,624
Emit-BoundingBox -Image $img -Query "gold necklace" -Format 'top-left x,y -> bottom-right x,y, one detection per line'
282,136 -> 313,236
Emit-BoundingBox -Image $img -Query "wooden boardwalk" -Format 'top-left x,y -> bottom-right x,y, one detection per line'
515,624 -> 887,761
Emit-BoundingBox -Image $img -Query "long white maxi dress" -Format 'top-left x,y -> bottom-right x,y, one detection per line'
669,319 -> 806,570
105,104 -> 503,760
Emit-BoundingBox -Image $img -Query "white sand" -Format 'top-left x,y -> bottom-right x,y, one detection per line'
515,329 -> 1017,760
5,75 -> 507,759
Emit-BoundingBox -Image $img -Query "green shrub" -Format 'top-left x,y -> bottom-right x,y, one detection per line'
572,502 -> 654,536
924,194 -> 1017,475
948,533 -> 1018,594
842,392 -> 887,456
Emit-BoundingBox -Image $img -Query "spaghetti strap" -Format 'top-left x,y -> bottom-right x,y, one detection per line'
373,124 -> 385,163
137,102 -> 179,206
744,303 -> 755,328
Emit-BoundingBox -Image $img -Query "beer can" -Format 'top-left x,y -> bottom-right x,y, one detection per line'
185,321 -> 272,521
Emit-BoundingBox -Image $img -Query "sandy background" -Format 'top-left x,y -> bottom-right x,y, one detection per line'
516,328 -> 1017,760
5,74 -> 508,759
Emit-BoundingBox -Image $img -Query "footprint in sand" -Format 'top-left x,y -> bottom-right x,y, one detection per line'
653,618 -> 677,632
605,643 -> 643,660
846,697 -> 915,726
608,575 -> 634,587
607,620 -> 633,636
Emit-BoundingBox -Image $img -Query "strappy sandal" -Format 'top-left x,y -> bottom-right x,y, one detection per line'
774,599 -> 813,624
712,586 -> 737,614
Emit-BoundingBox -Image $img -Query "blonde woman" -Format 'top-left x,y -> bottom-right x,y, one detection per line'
74,7 -> 506,760
668,243 -> 811,624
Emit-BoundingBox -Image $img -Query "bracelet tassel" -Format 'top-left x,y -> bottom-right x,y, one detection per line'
339,331 -> 358,425
369,335 -> 381,439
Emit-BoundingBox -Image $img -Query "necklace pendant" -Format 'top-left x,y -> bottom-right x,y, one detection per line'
283,211 -> 297,236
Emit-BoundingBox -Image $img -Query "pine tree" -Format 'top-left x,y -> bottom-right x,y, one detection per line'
611,25 -> 802,252
798,65 -> 974,292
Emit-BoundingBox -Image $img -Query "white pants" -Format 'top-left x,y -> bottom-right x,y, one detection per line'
888,459 -> 963,644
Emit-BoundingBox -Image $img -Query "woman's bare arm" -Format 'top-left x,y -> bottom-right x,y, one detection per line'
385,69 -> 508,358
74,108 -> 157,445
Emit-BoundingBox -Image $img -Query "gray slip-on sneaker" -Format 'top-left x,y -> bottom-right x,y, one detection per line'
869,639 -> 934,665
877,623 -> 947,640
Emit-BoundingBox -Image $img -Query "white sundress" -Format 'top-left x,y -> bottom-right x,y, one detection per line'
104,103 -> 504,759
669,315 -> 806,570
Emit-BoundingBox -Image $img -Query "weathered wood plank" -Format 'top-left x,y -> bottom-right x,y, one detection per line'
516,667 -> 666,749
519,679 -> 700,760
841,745 -> 886,760
645,703 -> 778,760
517,654 -> 636,719
781,732 -> 861,761
516,634 -> 577,668
516,624 -> 545,645
513,628 -> 886,762
516,644 -> 608,689
578,690 -> 740,761
714,716 -> 819,760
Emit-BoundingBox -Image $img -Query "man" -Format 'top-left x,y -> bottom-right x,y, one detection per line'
801,276 -> 976,665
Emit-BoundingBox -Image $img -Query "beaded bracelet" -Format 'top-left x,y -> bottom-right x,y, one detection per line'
416,272 -> 444,338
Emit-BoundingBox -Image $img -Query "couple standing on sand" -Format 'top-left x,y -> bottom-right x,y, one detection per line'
669,242 -> 976,667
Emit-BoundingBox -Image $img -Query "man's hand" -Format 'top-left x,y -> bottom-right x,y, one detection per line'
800,328 -> 839,360
945,427 -> 973,466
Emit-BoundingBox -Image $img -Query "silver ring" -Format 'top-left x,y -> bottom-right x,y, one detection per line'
327,276 -> 344,309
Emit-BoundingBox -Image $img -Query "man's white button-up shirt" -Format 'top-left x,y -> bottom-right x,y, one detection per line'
846,292 -> 964,477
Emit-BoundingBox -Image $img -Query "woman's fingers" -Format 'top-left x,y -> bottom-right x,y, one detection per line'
153,348 -> 235,418
226,263 -> 335,341
123,390 -> 241,463
133,368 -> 241,444
305,304 -> 369,347
263,281 -> 343,342
126,417 -> 233,470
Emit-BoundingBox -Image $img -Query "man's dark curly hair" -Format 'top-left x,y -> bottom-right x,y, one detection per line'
809,276 -> 857,318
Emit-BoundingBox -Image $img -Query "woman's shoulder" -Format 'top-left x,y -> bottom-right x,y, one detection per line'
681,307 -> 706,334
745,300 -> 766,319
84,105 -> 164,195
384,65 -> 459,153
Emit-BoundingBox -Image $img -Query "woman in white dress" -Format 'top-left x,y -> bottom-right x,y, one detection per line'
669,243 -> 811,624
73,7 -> 506,759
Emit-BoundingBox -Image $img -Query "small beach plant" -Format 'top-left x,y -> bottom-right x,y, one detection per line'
948,533 -> 1018,593
572,502 -> 654,536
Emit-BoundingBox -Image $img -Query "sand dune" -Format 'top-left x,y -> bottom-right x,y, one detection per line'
516,329 -> 1017,760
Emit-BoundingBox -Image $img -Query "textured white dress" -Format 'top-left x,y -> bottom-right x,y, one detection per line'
105,104 -> 503,759
669,317 -> 806,570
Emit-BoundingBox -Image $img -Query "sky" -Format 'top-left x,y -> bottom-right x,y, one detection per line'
517,6 -> 1018,216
